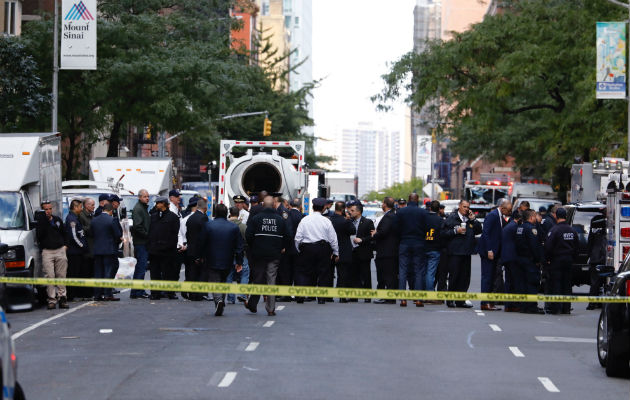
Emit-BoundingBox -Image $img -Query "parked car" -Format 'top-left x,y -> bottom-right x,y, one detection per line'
597,255 -> 630,378
564,203 -> 607,286
513,197 -> 561,213
0,301 -> 25,399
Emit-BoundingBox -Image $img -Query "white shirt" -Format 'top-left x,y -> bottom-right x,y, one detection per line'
239,208 -> 249,224
294,211 -> 339,256
178,212 -> 194,249
169,202 -> 182,218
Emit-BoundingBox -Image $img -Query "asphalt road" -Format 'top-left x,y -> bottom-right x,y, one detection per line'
6,257 -> 629,400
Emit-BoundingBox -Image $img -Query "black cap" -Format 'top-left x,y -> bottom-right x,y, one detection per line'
233,195 -> 246,203
538,206 -> 547,213
250,195 -> 259,203
155,196 -> 169,204
169,189 -> 181,197
326,199 -> 334,204
512,210 -> 521,220
188,196 -> 200,206
270,192 -> 284,198
556,207 -> 567,219
439,204 -> 445,209
98,194 -> 110,202
312,198 -> 326,207
397,198 -> 407,204
108,194 -> 122,203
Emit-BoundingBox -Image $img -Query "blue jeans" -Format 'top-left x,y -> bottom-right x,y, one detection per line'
424,250 -> 440,291
399,242 -> 425,291
131,244 -> 149,296
226,256 -> 250,303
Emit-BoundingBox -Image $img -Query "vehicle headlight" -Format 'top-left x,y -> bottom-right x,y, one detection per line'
3,250 -> 16,260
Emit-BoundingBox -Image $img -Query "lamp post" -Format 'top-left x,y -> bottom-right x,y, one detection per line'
52,0 -> 59,133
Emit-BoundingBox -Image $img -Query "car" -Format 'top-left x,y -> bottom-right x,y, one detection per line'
597,255 -> 630,378
0,301 -> 25,399
440,200 -> 460,216
363,207 -> 384,226
564,203 -> 607,286
513,197 -> 561,213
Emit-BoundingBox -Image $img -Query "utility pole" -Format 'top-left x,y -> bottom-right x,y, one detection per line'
52,0 -> 59,133
158,131 -> 166,157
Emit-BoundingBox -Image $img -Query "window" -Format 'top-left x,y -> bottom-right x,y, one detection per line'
283,0 -> 292,14
294,16 -> 300,27
4,1 -> 18,36
261,0 -> 270,16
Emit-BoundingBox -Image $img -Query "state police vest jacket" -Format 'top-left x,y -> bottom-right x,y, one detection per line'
246,208 -> 290,261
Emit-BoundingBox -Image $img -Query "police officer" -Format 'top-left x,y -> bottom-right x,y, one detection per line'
541,205 -> 557,239
233,195 -> 249,224
544,208 -> 578,314
64,199 -> 88,302
501,210 -> 522,312
515,209 -> 545,314
94,194 -> 109,217
294,197 -> 339,304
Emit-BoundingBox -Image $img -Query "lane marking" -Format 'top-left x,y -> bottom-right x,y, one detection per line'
263,321 -> 274,328
489,324 -> 502,332
244,342 -> 259,352
538,377 -> 560,392
509,346 -> 525,357
476,312 -> 485,316
12,300 -> 95,340
474,310 -> 482,313
99,329 -> 113,334
218,372 -> 237,388
466,330 -> 475,349
535,336 -> 596,344
276,305 -> 285,311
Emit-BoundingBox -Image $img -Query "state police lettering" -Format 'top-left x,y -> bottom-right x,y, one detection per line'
261,218 -> 278,232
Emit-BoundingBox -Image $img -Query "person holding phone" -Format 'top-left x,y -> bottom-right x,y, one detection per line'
441,200 -> 482,308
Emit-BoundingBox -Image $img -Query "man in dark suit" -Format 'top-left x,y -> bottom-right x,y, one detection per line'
277,198 -> 304,300
147,197 -> 181,300
196,204 -> 244,316
329,201 -> 356,303
91,203 -> 122,301
185,198 -> 209,300
477,199 -> 512,311
348,202 -> 375,302
441,200 -> 482,308
395,193 -> 427,307
371,197 -> 398,304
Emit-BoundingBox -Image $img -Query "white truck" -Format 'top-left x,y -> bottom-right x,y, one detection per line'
218,140 -> 306,206
89,157 -> 173,196
326,172 -> 358,202
0,133 -> 63,310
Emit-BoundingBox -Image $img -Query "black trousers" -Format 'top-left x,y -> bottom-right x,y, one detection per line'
375,257 -> 397,290
447,255 -> 471,305
350,253 -> 372,289
516,257 -> 540,312
277,253 -> 296,286
436,250 -> 449,291
67,254 -> 92,299
184,254 -> 203,299
295,242 -> 332,288
588,263 -> 603,297
335,261 -> 352,289
149,253 -> 175,296
546,257 -> 573,313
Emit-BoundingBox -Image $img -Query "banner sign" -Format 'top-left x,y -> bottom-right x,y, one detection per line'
596,22 -> 626,99
60,0 -> 97,70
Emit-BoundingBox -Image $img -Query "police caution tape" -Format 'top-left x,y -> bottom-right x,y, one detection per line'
0,277 -> 627,304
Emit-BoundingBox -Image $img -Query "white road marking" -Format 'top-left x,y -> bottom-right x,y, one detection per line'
466,331 -> 475,349
263,321 -> 275,328
12,300 -> 95,340
509,346 -> 525,357
535,336 -> 596,344
538,377 -> 560,392
218,372 -> 237,388
99,329 -> 113,334
276,305 -> 285,311
245,342 -> 259,352
476,312 -> 486,316
489,324 -> 502,332
474,309 -> 482,313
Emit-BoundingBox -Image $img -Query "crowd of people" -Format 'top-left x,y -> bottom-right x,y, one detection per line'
35,188 -> 600,318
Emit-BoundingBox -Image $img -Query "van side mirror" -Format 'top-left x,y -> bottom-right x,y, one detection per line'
0,243 -> 8,254
120,207 -> 127,219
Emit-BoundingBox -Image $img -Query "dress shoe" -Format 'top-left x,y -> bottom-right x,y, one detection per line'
561,310 -> 571,315
244,301 -> 257,313
181,293 -> 190,300
130,293 -> 150,299
455,302 -> 473,308
326,298 -> 334,303
446,301 -> 455,308
268,311 -> 276,316
202,295 -> 212,301
373,299 -> 387,304
384,300 -> 396,304
348,299 -> 359,303
149,295 -> 161,300
339,298 -> 348,303
167,294 -> 178,300
112,289 -> 120,294
305,297 -> 315,302
94,296 -> 106,301
47,303 -> 56,310
296,298 -> 304,304
425,300 -> 443,305
481,304 -> 501,311
215,300 -> 225,316
586,304 -> 598,310
504,306 -> 520,312
364,299 -> 371,303
400,300 -> 407,307
317,299 -> 326,304
415,301 -> 424,307
58,297 -> 69,309
104,296 -> 120,301
520,307 -> 545,314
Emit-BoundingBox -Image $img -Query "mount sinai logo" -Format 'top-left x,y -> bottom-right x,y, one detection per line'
64,1 -> 94,20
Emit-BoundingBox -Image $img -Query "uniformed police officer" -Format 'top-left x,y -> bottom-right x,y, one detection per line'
294,197 -> 339,304
515,209 -> 545,314
64,198 -> 88,304
543,208 -> 578,314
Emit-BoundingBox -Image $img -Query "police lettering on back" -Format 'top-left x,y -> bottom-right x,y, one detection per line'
261,218 -> 278,232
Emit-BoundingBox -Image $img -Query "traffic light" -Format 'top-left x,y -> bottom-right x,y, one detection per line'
144,124 -> 152,141
263,117 -> 272,136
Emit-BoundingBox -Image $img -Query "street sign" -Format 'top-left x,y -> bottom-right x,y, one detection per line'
431,178 -> 445,184
61,0 -> 97,70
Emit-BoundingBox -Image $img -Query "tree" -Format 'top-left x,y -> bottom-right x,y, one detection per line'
374,0 -> 627,187
0,37 -> 49,132
363,178 -> 425,201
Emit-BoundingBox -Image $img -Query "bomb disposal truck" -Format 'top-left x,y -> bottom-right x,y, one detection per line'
218,140 -> 307,208
0,133 -> 63,310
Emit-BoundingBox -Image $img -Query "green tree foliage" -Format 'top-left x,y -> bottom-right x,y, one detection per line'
363,177 -> 425,201
374,0 -> 627,186
0,37 -> 49,132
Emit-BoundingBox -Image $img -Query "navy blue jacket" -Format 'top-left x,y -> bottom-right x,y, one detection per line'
197,217 -> 244,270
515,221 -> 544,263
329,213 -> 355,264
64,212 -> 88,255
477,208 -> 503,257
395,202 -> 427,244
541,215 -> 556,240
91,213 -> 122,256
500,220 -> 518,263
544,221 -> 578,263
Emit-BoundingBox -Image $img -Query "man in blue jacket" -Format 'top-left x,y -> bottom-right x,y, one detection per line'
477,199 -> 512,311
196,204 -> 244,316
395,193 -> 427,307
91,203 -> 122,301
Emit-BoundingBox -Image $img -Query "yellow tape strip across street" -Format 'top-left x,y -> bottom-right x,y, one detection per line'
0,277 -> 627,304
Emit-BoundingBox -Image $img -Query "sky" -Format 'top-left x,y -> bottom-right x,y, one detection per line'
311,0 -> 416,152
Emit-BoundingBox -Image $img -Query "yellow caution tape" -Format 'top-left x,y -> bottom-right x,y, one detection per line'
0,277 -> 627,304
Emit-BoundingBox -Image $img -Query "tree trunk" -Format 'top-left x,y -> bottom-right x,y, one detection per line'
107,119 -> 123,157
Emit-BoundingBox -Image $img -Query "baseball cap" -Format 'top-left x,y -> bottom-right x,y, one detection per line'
98,194 -> 110,202
555,207 -> 567,219
108,194 -> 122,203
155,196 -> 169,204
169,189 -> 181,197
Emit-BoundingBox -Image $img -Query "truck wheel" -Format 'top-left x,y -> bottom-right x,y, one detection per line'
36,286 -> 47,307
605,352 -> 630,378
14,381 -> 25,400
597,311 -> 608,367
